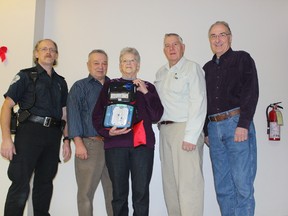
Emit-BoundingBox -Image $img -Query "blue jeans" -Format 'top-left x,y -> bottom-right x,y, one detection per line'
105,146 -> 154,216
208,113 -> 257,216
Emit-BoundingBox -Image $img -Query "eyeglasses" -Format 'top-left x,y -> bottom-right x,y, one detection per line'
209,32 -> 230,40
38,47 -> 57,53
121,59 -> 136,64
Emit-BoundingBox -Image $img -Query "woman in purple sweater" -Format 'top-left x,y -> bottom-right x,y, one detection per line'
92,47 -> 163,216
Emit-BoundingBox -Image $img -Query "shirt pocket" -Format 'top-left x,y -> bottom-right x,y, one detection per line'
168,75 -> 188,94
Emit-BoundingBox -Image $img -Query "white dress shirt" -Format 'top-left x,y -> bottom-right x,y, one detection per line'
155,57 -> 207,144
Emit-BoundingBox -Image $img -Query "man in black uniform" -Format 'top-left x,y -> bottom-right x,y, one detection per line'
0,39 -> 71,216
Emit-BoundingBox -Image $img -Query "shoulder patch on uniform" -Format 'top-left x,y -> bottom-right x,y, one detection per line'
10,75 -> 20,85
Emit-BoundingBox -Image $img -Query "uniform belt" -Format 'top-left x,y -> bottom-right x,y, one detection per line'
208,109 -> 240,122
87,136 -> 104,141
159,121 -> 175,125
28,114 -> 62,127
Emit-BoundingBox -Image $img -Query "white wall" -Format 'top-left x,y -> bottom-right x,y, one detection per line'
0,0 -> 44,215
1,0 -> 288,215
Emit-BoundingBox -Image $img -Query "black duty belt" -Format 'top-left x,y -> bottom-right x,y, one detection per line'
28,114 -> 62,127
208,109 -> 240,122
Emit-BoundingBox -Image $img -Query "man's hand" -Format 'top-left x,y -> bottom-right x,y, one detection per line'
62,141 -> 71,162
1,138 -> 16,161
1,97 -> 16,160
234,127 -> 248,142
182,141 -> 196,151
74,137 -> 88,160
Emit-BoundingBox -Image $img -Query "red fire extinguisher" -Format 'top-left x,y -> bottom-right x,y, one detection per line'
266,102 -> 284,141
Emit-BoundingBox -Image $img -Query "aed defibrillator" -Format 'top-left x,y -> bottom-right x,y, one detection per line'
103,81 -> 137,128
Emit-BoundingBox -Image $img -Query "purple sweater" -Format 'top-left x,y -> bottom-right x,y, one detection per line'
92,78 -> 164,149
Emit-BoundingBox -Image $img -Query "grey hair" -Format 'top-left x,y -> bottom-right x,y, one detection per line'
208,21 -> 232,36
119,47 -> 141,63
164,33 -> 184,44
88,49 -> 108,60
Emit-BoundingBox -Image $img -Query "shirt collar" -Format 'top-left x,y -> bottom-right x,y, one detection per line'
36,63 -> 54,75
165,56 -> 186,70
212,48 -> 233,64
87,74 -> 110,84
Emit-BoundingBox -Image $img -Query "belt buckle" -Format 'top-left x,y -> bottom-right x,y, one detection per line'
208,116 -> 215,121
43,117 -> 51,127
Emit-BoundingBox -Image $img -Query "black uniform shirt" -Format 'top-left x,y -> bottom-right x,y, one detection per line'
4,64 -> 68,120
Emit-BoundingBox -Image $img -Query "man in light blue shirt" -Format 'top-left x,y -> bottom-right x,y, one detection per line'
155,33 -> 207,216
67,49 -> 113,216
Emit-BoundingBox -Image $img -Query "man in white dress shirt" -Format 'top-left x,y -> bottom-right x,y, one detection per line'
154,33 -> 207,216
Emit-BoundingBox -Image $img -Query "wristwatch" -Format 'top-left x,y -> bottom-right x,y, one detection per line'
62,136 -> 71,143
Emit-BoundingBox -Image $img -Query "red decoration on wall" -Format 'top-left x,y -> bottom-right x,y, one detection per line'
0,43 -> 8,62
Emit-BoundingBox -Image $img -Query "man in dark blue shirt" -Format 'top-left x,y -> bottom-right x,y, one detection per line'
0,39 -> 71,216
66,49 -> 113,216
203,21 -> 259,216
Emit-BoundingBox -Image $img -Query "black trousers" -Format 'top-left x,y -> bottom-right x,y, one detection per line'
4,121 -> 62,216
105,146 -> 154,216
